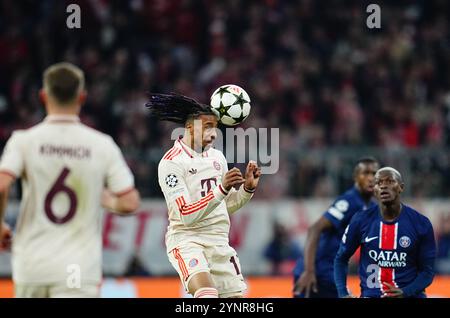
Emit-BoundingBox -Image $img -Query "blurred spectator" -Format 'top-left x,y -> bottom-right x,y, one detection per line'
1,0 -> 450,198
124,255 -> 151,277
436,214 -> 450,274
264,223 -> 302,276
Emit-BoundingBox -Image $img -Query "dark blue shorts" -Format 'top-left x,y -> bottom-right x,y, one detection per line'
293,277 -> 338,298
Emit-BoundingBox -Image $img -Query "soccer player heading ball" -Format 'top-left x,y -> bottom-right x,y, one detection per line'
146,93 -> 261,298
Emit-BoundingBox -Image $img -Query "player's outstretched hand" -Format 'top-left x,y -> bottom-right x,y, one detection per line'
222,167 -> 245,191
381,282 -> 404,298
293,271 -> 318,298
0,222 -> 12,251
244,160 -> 261,192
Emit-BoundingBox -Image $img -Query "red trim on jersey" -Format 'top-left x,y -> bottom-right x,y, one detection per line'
378,222 -> 399,293
243,185 -> 255,194
173,248 -> 189,281
167,149 -> 182,160
184,192 -> 214,209
195,290 -> 218,298
380,222 -> 397,250
380,268 -> 396,292
176,193 -> 214,215
175,192 -> 215,215
218,184 -> 228,196
114,187 -> 135,197
0,169 -> 17,179
177,139 -> 194,158
163,147 -> 177,160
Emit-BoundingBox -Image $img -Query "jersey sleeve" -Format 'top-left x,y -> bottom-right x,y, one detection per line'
225,185 -> 254,215
0,131 -> 25,178
418,218 -> 437,262
158,159 -> 229,227
334,214 -> 363,297
323,196 -> 352,230
219,155 -> 254,214
401,218 -> 436,297
105,137 -> 135,194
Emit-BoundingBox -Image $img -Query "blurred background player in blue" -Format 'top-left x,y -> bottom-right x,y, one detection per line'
264,222 -> 302,276
334,167 -> 436,298
434,214 -> 450,275
293,157 -> 379,297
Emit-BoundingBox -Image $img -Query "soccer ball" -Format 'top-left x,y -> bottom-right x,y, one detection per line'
210,84 -> 251,126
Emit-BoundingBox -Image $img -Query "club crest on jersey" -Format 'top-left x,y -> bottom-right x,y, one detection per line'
213,161 -> 221,171
165,174 -> 178,188
189,258 -> 199,268
399,236 -> 411,248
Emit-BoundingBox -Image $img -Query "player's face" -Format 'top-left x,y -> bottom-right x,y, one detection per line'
191,114 -> 218,150
374,171 -> 404,205
355,162 -> 379,194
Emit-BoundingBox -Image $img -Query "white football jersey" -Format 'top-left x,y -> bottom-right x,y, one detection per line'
0,115 -> 134,285
158,138 -> 254,251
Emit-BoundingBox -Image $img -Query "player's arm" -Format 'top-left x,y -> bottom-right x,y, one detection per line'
396,219 -> 436,298
0,174 -> 14,250
294,197 -> 351,297
0,174 -> 14,220
159,160 -> 243,227
225,161 -> 261,215
0,132 -> 24,249
294,216 -> 334,297
104,137 -> 140,214
334,215 -> 362,298
101,188 -> 140,214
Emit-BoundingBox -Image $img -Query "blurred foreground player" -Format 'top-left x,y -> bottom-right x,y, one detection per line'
334,167 -> 436,298
147,93 -> 261,298
293,157 -> 379,297
0,63 -> 140,297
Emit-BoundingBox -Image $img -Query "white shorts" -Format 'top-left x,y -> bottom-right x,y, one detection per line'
168,242 -> 247,296
15,283 -> 100,298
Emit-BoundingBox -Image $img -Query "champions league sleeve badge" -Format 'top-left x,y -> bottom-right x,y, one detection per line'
165,174 -> 179,188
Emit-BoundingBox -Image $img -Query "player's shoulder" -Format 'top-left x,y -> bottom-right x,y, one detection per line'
4,124 -> 41,144
40,119 -> 114,143
73,124 -> 125,154
352,204 -> 379,224
208,147 -> 226,161
158,144 -> 185,172
403,204 -> 433,229
7,128 -> 28,140
339,187 -> 361,202
76,123 -> 113,140
12,121 -> 45,135
331,187 -> 359,210
161,144 -> 183,162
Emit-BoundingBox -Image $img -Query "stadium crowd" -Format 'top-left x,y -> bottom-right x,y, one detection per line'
1,0 -> 450,198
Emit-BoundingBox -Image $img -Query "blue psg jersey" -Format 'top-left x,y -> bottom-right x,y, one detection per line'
336,204 -> 436,298
294,187 -> 376,282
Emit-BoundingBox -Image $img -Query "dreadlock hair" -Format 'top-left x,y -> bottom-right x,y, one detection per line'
145,93 -> 216,125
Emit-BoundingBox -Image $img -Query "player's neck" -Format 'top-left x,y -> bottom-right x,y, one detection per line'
380,202 -> 402,222
361,192 -> 372,204
355,184 -> 372,203
182,135 -> 204,153
46,104 -> 80,116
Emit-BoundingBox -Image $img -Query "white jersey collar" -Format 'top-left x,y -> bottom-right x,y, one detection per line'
177,137 -> 210,158
44,114 -> 80,123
